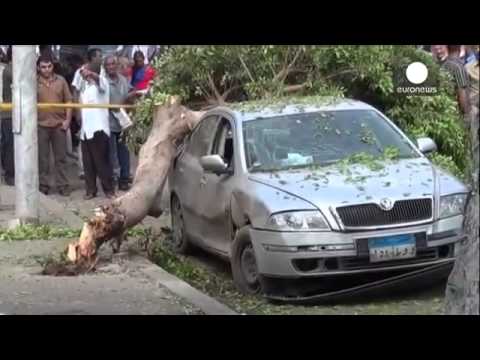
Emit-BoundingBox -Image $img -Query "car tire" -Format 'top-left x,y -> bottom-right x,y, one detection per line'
231,226 -> 263,295
170,195 -> 193,255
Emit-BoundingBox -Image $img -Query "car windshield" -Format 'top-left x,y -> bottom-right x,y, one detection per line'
243,110 -> 419,172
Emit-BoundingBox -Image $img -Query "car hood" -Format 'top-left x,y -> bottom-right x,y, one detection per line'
248,157 -> 440,209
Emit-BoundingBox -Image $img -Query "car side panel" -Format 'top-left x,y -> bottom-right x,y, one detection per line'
197,173 -> 236,255
174,150 -> 209,245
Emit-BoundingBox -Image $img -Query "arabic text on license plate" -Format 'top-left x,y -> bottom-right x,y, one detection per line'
368,234 -> 416,263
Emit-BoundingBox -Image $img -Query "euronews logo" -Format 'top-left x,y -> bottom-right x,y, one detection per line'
395,61 -> 439,95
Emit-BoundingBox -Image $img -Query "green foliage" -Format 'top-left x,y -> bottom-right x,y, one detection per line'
334,147 -> 402,174
150,242 -> 206,283
0,225 -> 80,241
126,226 -> 153,239
0,224 -> 152,242
149,238 -> 269,314
429,153 -> 464,179
130,45 -> 468,177
127,91 -> 172,154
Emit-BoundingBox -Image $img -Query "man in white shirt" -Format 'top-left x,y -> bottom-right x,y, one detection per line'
72,48 -> 115,200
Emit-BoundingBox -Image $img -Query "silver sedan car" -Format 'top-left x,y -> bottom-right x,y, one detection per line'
168,98 -> 468,299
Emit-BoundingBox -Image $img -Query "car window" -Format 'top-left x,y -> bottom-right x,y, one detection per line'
243,110 -> 419,172
211,118 -> 234,169
188,115 -> 219,157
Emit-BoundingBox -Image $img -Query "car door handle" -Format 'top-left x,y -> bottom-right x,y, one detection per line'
200,176 -> 207,186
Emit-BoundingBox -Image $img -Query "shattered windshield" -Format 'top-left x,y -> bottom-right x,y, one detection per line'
243,110 -> 419,172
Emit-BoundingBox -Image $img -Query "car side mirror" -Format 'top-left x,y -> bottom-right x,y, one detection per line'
200,155 -> 231,175
416,137 -> 437,154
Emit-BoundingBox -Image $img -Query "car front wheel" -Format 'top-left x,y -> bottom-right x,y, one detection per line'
231,226 -> 262,295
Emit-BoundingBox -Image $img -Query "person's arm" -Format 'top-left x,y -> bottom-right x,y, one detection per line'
71,70 -> 82,126
124,80 -> 136,98
457,88 -> 470,115
125,91 -> 140,103
72,88 -> 82,127
86,70 -> 100,85
62,78 -> 73,130
92,73 -> 109,94
454,66 -> 471,115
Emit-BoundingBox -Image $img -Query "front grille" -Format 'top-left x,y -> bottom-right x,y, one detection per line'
336,199 -> 432,228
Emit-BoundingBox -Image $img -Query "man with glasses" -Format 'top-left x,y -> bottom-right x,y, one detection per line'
37,55 -> 73,196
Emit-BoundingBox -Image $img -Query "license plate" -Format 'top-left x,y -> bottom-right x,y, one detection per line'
368,234 -> 416,263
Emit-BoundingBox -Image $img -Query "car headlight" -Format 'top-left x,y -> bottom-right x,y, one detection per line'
264,211 -> 330,232
440,194 -> 468,219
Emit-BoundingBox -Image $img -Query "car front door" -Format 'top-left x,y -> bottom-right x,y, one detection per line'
174,115 -> 220,245
197,117 -> 237,256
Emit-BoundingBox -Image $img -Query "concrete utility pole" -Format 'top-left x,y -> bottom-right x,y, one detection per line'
12,45 -> 39,224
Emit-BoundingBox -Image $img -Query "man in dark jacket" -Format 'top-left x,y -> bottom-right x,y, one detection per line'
1,46 -> 14,186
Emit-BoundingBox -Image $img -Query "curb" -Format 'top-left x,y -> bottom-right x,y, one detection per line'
132,256 -> 238,315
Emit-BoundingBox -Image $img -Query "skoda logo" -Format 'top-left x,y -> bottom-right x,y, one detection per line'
379,198 -> 395,211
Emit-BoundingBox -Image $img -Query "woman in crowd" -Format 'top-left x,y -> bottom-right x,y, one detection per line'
129,50 -> 156,93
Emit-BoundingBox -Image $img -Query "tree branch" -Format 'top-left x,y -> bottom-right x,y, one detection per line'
273,47 -> 303,84
207,73 -> 224,105
221,85 -> 242,102
282,83 -> 309,93
324,69 -> 358,80
238,55 -> 255,83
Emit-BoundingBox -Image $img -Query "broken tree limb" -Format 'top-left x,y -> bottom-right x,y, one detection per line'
66,96 -> 204,265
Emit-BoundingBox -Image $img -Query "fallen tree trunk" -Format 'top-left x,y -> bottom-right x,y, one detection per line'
66,97 -> 204,265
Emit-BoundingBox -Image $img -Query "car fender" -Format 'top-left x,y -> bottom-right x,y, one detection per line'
230,192 -> 249,229
230,181 -> 317,231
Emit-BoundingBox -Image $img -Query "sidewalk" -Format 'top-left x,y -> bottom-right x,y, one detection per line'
0,152 -> 235,315
0,184 -> 197,314
0,237 -> 204,315
0,158 -> 235,315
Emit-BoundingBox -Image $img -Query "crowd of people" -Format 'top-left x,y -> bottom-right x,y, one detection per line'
1,45 -> 158,200
427,45 -> 479,125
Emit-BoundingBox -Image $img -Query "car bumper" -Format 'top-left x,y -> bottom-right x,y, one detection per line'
250,215 -> 464,278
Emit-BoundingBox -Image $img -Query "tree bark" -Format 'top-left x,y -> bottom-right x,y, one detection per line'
66,97 -> 204,265
445,105 -> 479,315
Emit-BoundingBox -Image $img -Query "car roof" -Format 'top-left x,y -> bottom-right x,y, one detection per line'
213,96 -> 377,122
